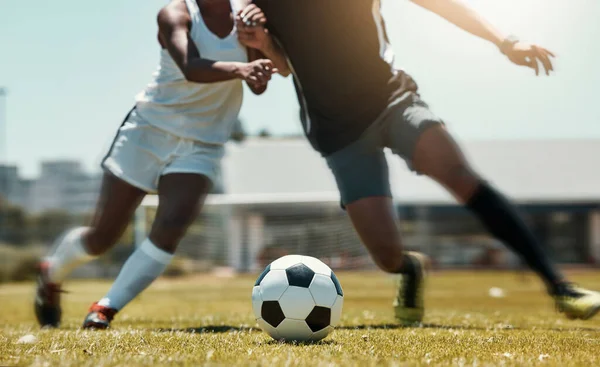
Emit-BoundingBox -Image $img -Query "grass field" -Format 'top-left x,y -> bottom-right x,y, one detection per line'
2,270 -> 600,366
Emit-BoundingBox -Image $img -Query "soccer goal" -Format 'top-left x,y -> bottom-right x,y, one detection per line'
136,191 -> 517,274
137,192 -> 384,273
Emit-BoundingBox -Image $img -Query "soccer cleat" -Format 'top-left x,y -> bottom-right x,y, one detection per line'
394,252 -> 430,326
34,261 -> 64,328
82,302 -> 118,329
554,283 -> 600,320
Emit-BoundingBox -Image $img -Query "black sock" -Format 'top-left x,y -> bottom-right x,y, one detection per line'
466,182 -> 564,294
394,254 -> 419,307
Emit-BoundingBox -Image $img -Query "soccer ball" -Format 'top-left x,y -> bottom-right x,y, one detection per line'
252,255 -> 344,342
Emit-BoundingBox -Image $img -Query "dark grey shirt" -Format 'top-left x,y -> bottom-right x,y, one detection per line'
255,0 -> 416,155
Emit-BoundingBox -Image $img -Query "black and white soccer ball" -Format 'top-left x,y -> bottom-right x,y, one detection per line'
252,255 -> 344,342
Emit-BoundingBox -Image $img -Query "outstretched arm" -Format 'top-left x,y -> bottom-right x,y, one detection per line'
157,2 -> 275,85
410,0 -> 555,75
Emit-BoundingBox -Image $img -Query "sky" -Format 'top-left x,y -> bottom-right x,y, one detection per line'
0,0 -> 599,178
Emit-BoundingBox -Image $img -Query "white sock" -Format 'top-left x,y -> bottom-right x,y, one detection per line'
97,239 -> 173,311
45,227 -> 96,284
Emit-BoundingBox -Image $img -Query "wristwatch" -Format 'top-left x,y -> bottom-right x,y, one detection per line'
499,35 -> 519,55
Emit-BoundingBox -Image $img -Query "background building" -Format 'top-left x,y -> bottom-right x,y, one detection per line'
3,137 -> 600,276
137,137 -> 600,273
0,161 -> 102,214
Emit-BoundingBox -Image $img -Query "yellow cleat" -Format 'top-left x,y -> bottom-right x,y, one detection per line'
393,252 -> 430,326
555,285 -> 600,320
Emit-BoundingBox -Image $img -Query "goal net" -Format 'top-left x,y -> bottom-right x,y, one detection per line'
137,192 -> 520,274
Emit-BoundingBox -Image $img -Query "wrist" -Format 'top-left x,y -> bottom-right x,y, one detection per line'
231,62 -> 246,79
258,37 -> 276,55
498,35 -> 519,55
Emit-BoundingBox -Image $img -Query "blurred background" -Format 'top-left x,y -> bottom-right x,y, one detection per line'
1,0 -> 599,282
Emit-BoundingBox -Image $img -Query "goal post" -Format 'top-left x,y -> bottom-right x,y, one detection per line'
136,192 -> 382,273
136,191 -> 518,274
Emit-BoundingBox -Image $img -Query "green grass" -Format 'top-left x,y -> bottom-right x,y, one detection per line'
2,271 -> 600,366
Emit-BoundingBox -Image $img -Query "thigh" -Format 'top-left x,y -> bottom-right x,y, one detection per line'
155,173 -> 211,219
385,93 -> 445,172
102,111 -> 175,193
411,125 -> 479,201
163,142 -> 224,188
345,196 -> 404,272
149,144 -> 220,248
150,173 -> 211,250
86,172 -> 146,251
325,135 -> 391,207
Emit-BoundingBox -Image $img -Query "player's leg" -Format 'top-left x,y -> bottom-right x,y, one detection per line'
83,142 -> 218,329
390,93 -> 600,320
35,172 -> 146,327
345,197 -> 430,325
35,109 -> 170,328
83,173 -> 211,329
325,131 -> 429,325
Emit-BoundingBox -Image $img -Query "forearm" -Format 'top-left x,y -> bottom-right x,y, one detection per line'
412,0 -> 505,48
183,59 -> 245,83
259,39 -> 291,77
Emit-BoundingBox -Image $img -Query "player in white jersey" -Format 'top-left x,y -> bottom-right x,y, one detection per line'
34,0 -> 290,329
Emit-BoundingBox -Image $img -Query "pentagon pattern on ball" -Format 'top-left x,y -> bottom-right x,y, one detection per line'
276,318 -> 313,342
254,264 -> 270,286
305,306 -> 331,332
301,256 -> 332,276
251,286 -> 262,319
261,301 -> 285,328
309,274 -> 338,307
330,271 -> 344,297
252,255 -> 344,342
285,263 -> 315,288
311,325 -> 334,341
259,269 -> 289,301
279,287 -> 315,319
270,255 -> 303,270
330,295 -> 344,326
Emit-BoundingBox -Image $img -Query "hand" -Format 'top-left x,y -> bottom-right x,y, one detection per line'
236,59 -> 278,88
236,5 -> 271,51
397,70 -> 418,93
502,41 -> 555,76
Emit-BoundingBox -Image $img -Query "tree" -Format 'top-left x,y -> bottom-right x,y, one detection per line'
258,128 -> 272,138
230,118 -> 247,143
0,203 -> 29,245
32,210 -> 72,244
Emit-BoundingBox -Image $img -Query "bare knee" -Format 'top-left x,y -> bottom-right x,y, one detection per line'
412,125 -> 480,202
83,226 -> 123,256
149,206 -> 199,253
373,250 -> 405,273
346,197 -> 406,273
433,163 -> 480,202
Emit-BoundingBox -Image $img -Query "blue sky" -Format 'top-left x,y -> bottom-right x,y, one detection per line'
0,0 -> 599,178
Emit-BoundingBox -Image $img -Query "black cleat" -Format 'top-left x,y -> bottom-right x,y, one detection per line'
82,302 -> 118,329
34,261 -> 64,328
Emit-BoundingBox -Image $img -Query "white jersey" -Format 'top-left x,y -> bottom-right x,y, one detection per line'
134,0 -> 248,145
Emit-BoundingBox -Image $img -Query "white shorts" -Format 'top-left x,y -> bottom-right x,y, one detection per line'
101,108 -> 224,193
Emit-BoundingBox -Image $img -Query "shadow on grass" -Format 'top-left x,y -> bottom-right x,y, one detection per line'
155,323 -> 491,334
155,323 -> 600,335
341,323 -> 600,333
155,325 -> 258,334
263,339 -> 338,346
338,323 -> 489,331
